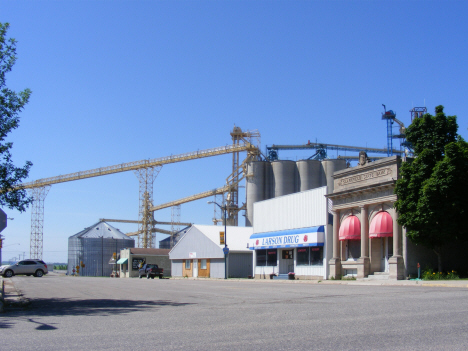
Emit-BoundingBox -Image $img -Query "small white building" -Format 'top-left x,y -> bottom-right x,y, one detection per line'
250,186 -> 330,280
118,248 -> 171,278
169,225 -> 253,278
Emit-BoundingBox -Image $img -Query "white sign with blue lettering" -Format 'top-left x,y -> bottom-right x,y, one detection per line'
249,226 -> 325,249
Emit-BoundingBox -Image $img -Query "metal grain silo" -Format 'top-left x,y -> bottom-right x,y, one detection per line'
271,160 -> 296,197
68,221 -> 134,277
296,159 -> 323,192
245,161 -> 267,227
321,159 -> 347,193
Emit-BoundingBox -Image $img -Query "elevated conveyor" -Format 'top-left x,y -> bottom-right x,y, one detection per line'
20,144 -> 252,189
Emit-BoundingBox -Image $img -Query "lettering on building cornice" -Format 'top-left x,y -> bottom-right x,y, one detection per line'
338,167 -> 392,187
332,188 -> 395,206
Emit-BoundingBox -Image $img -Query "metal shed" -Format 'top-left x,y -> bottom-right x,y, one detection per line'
169,225 -> 253,279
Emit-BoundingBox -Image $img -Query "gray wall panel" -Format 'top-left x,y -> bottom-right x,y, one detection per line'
210,259 -> 225,279
171,260 -> 183,277
228,252 -> 253,278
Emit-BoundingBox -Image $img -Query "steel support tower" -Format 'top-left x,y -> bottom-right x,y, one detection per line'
134,166 -> 161,248
211,193 -> 224,225
29,186 -> 51,259
170,205 -> 181,248
228,127 -> 261,226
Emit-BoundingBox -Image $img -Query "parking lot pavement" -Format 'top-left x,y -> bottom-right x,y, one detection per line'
1,275 -> 468,351
2,274 -> 467,310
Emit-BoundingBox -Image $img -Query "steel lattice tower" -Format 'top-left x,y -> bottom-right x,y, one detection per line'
134,166 -> 161,248
211,193 -> 224,225
29,186 -> 51,259
170,205 -> 181,248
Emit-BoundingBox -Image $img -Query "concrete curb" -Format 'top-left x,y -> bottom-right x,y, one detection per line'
0,277 -> 30,310
168,276 -> 468,288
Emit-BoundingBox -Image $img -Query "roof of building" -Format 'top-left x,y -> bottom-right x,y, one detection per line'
169,225 -> 253,260
130,248 -> 170,256
187,225 -> 253,251
69,221 -> 132,240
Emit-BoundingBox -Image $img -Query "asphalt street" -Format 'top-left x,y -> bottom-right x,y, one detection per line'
1,274 -> 468,351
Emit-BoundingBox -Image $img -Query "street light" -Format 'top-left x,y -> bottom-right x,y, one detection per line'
208,201 -> 228,279
112,237 -> 118,278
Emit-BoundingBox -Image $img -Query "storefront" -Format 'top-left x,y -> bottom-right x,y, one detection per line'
326,154 -> 405,280
250,187 -> 329,280
250,226 -> 326,279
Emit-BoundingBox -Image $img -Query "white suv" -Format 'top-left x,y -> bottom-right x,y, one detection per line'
0,259 -> 49,277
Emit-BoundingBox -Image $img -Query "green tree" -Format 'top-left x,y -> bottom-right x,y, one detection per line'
395,105 -> 468,272
0,22 -> 32,212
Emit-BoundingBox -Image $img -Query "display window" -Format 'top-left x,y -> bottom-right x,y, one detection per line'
296,247 -> 323,266
256,249 -> 278,266
267,250 -> 277,266
347,240 -> 360,261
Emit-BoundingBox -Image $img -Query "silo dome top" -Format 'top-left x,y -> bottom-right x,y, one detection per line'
69,221 -> 130,240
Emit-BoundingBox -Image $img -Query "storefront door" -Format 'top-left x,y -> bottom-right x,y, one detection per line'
381,237 -> 393,272
280,249 -> 294,274
193,259 -> 198,278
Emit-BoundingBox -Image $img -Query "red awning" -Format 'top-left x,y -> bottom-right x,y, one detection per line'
339,215 -> 361,241
369,211 -> 393,238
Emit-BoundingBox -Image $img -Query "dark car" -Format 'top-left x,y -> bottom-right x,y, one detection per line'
138,264 -> 164,279
0,259 -> 49,278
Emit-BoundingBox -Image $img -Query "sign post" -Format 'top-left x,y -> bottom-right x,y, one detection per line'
0,209 -> 7,265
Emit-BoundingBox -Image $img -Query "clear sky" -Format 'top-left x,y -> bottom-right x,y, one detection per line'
1,0 -> 467,263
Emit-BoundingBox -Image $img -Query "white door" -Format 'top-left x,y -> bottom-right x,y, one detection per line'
193,259 -> 198,278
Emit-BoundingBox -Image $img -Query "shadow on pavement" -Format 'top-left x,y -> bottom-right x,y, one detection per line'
3,297 -> 194,317
0,319 -> 15,328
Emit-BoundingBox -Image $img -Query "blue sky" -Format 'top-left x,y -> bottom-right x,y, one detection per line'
1,1 -> 467,263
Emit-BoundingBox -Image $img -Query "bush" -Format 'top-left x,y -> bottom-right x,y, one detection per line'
422,268 -> 459,280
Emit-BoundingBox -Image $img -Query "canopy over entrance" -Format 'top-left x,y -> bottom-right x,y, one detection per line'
339,215 -> 361,241
369,211 -> 393,238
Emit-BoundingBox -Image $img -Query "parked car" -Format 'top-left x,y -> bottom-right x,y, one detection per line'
0,259 -> 48,278
138,264 -> 163,279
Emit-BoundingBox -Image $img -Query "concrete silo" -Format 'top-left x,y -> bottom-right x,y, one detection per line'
245,161 -> 268,227
296,159 -> 323,192
271,160 -> 297,197
321,159 -> 347,193
68,221 -> 135,276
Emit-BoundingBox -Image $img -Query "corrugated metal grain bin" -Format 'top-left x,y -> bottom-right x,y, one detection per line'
68,221 -> 134,277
